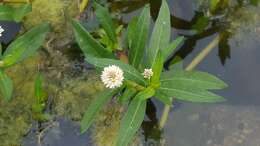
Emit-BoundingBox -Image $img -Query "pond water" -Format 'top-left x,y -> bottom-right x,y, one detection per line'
1,0 -> 260,146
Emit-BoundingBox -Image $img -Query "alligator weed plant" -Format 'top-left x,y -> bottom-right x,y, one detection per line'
0,3 -> 50,101
0,22 -> 50,101
72,1 -> 227,146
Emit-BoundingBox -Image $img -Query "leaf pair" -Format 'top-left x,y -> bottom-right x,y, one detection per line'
127,5 -> 150,68
71,20 -> 114,58
158,70 -> 227,102
0,23 -> 50,101
127,1 -> 184,71
72,2 -> 118,58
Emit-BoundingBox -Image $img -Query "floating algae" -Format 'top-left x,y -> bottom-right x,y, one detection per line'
24,0 -> 79,47
227,5 -> 260,46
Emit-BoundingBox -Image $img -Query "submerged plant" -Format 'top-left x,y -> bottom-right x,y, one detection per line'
32,73 -> 50,121
72,1 -> 228,146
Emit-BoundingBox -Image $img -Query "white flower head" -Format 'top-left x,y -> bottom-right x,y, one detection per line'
0,26 -> 4,37
142,68 -> 153,79
101,65 -> 124,89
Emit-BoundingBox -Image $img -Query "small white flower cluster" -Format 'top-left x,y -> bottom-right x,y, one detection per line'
100,65 -> 154,89
0,26 -> 4,37
142,68 -> 153,79
101,65 -> 124,89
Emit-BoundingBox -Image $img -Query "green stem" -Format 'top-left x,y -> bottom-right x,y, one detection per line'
125,80 -> 145,91
158,35 -> 220,129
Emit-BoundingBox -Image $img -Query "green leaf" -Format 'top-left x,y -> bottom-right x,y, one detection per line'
147,0 -> 171,67
250,0 -> 259,6
158,70 -> 227,103
71,20 -> 115,58
162,36 -> 184,61
161,70 -> 228,90
210,0 -> 220,12
34,73 -> 47,103
168,56 -> 183,70
81,89 -> 118,133
151,51 -> 163,85
119,87 -> 137,104
0,44 -> 3,59
128,5 -> 150,68
116,88 -> 155,146
158,86 -> 225,103
94,2 -> 117,43
85,55 -> 146,86
0,4 -> 32,22
13,4 -> 32,22
154,90 -> 172,105
1,23 -> 50,68
127,16 -> 138,50
0,69 -> 13,101
192,15 -> 209,33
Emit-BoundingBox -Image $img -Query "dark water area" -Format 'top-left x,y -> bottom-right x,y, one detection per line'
1,0 -> 259,146
0,21 -> 21,44
22,119 -> 93,146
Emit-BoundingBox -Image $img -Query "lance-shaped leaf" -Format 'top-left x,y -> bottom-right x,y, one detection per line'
0,4 -> 32,22
127,16 -> 138,50
72,20 -> 114,58
85,55 -> 146,86
151,51 -> 163,85
116,88 -> 155,146
128,5 -> 150,68
158,86 -> 225,103
34,73 -> 47,103
147,0 -> 171,67
161,70 -> 228,90
1,22 -> 50,67
94,2 -> 117,43
162,36 -> 184,61
158,70 -> 227,102
0,70 -> 13,101
81,89 -> 118,133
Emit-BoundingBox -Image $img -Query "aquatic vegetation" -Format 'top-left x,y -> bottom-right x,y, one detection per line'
32,73 -> 50,121
0,23 -> 50,101
24,0 -> 78,42
53,72 -> 104,120
0,54 -> 44,146
0,3 -> 31,22
72,1 -> 228,146
228,5 -> 260,35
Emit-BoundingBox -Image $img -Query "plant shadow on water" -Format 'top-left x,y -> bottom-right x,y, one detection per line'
0,0 -> 260,146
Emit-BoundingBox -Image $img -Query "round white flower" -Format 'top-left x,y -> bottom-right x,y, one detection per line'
101,65 -> 124,89
142,68 -> 153,79
0,26 -> 4,37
